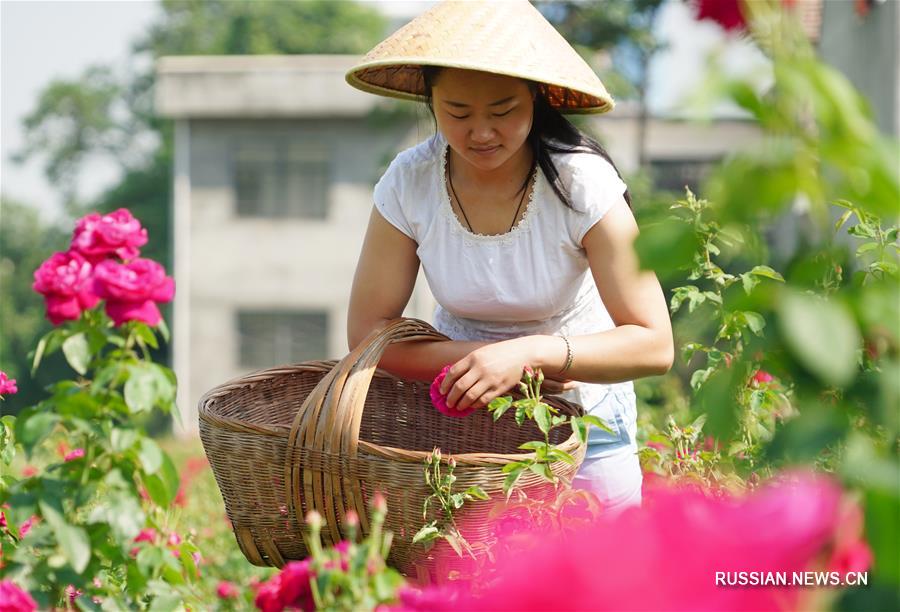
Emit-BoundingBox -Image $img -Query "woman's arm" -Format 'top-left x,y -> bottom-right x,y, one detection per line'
347,207 -> 489,381
527,196 -> 675,382
439,196 -> 673,411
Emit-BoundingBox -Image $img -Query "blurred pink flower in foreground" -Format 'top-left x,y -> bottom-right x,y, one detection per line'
0,372 -> 17,396
217,581 -> 240,599
408,472 -> 850,611
430,365 -> 476,418
255,559 -> 314,612
71,208 -> 148,263
32,251 -> 100,325
0,580 -> 37,612
92,258 -> 175,326
63,448 -> 85,462
752,369 -> 775,385
133,528 -> 157,544
18,516 -> 38,539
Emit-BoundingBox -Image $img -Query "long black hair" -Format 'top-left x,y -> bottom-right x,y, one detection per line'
421,65 -> 631,209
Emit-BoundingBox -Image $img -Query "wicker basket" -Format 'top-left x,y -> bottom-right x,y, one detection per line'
198,318 -> 586,578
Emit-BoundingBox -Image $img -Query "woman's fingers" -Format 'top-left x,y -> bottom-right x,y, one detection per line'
452,377 -> 492,412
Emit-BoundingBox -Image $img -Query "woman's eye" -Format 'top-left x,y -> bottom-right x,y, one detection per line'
493,109 -> 513,117
449,114 -> 469,120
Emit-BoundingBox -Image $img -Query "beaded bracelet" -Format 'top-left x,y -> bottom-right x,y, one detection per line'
559,335 -> 574,374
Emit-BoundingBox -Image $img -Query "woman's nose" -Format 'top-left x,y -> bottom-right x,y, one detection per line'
470,117 -> 497,143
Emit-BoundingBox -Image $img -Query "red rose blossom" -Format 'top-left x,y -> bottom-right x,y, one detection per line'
0,580 -> 37,612
430,365 -> 477,418
92,258 -> 174,326
0,372 -> 17,396
71,208 -> 148,263
32,251 -> 100,325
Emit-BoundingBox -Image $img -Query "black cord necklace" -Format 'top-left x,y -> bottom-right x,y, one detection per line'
447,154 -> 534,235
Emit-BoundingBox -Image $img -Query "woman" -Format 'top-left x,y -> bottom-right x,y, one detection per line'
345,0 -> 673,512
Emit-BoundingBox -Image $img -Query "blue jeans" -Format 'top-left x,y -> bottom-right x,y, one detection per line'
572,388 -> 642,514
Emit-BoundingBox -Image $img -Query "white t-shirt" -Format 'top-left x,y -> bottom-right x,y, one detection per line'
373,133 -> 636,455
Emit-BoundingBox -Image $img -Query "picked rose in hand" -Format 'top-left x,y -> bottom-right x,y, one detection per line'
32,251 -> 101,324
92,258 -> 175,326
430,365 -> 477,418
71,208 -> 148,263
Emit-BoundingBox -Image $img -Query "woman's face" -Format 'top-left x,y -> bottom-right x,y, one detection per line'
431,68 -> 535,173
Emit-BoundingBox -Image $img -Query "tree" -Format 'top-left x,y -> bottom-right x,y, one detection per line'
6,0 -> 389,416
539,0 -> 666,167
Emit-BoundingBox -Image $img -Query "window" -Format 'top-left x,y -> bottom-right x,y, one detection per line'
234,141 -> 330,219
237,310 -> 329,369
649,158 -> 719,194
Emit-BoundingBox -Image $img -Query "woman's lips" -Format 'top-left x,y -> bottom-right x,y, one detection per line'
470,145 -> 500,156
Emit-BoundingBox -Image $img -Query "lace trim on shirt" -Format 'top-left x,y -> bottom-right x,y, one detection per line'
439,144 -> 541,245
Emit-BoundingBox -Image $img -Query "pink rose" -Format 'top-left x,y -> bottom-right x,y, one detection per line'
254,576 -> 283,612
692,0 -> 746,32
133,528 -> 157,544
0,511 -> 6,530
216,581 -> 240,599
18,515 -> 38,539
0,372 -> 17,396
64,448 -> 85,462
32,251 -> 100,325
752,370 -> 775,385
430,365 -> 477,418
0,580 -> 38,612
460,472 -> 844,611
65,585 -> 82,606
92,258 -> 174,326
167,532 -> 181,547
279,560 -> 315,610
71,208 -> 148,263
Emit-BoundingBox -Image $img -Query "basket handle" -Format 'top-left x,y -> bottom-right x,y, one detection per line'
285,317 -> 450,545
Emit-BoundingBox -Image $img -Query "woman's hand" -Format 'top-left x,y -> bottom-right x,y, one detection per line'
439,337 -> 579,413
439,338 -> 530,413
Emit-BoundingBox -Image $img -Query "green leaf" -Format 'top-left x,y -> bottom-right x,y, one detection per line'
62,333 -> 91,375
443,532 -> 463,557
124,363 -> 174,414
834,209 -> 854,232
742,311 -> 766,336
463,486 -> 489,501
741,273 -> 759,295
449,493 -> 465,509
749,265 -> 785,282
528,462 -> 555,482
518,441 -> 546,451
501,461 -> 526,474
17,412 -> 60,451
533,403 -> 551,435
864,488 -> 900,582
143,452 -> 180,507
515,405 -> 527,426
503,466 -> 525,498
487,396 -> 513,421
634,221 -> 701,280
547,448 -> 576,465
137,438 -> 164,474
38,500 -> 91,573
571,417 -> 587,444
582,414 -> 615,435
778,290 -> 861,387
110,428 -> 138,452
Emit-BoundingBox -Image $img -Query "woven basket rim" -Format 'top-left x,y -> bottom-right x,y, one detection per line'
198,362 -> 584,465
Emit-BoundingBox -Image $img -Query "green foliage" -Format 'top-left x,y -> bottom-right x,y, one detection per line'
488,367 -> 613,498
1,302 -> 193,608
302,497 -> 404,611
635,2 -> 900,596
0,198 -> 71,414
413,448 -> 489,558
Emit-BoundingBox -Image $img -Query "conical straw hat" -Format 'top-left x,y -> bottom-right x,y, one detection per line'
346,0 -> 614,114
